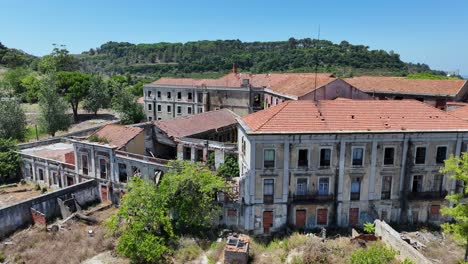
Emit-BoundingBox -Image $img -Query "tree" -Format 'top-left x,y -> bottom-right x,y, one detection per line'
0,139 -> 21,183
3,67 -> 31,97
159,161 -> 225,236
217,154 -> 240,179
0,98 -> 26,141
21,73 -> 41,103
37,75 -> 71,136
106,177 -> 176,263
83,75 -> 111,115
440,153 -> 468,261
55,71 -> 91,122
112,87 -> 145,124
107,161 -> 225,263
38,46 -> 79,73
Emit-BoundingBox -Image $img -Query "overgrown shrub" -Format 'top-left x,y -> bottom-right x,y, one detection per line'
174,238 -> 203,263
88,134 -> 109,144
349,243 -> 397,264
363,222 -> 375,234
41,187 -> 47,194
0,251 -> 5,262
34,184 -> 40,191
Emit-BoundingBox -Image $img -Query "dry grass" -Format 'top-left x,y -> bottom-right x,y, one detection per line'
0,182 -> 43,209
173,238 -> 204,264
0,206 -> 118,264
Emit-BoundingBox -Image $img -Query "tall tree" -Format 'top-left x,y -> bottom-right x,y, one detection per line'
0,139 -> 21,183
440,153 -> 468,261
3,67 -> 31,97
55,71 -> 91,122
21,73 -> 41,103
38,46 -> 80,73
37,75 -> 71,136
83,75 -> 111,115
0,98 -> 26,141
112,87 -> 145,124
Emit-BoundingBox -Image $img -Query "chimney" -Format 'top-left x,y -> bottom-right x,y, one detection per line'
232,63 -> 238,74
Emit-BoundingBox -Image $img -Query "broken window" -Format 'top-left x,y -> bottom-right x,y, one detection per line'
177,106 -> 182,115
183,147 -> 191,160
188,92 -> 193,101
118,163 -> 127,183
263,149 -> 275,168
298,149 -> 308,167
263,179 -> 274,204
381,176 -> 392,200
157,104 -> 161,112
177,92 -> 182,100
196,149 -> 203,162
412,175 -> 423,192
383,147 -> 395,166
350,178 -> 361,200
148,103 -> 152,111
187,107 -> 192,114
436,146 -> 447,164
197,93 -> 203,103
415,147 -> 426,164
167,105 -> 171,113
157,91 -> 161,98
39,168 -> 44,181
147,91 -> 152,97
433,174 -> 443,192
99,159 -> 108,179
81,155 -> 88,175
352,147 -> 364,166
167,92 -> 171,99
320,148 -> 331,167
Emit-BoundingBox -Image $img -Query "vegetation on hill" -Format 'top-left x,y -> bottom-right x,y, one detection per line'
0,42 -> 37,69
78,38 -> 445,78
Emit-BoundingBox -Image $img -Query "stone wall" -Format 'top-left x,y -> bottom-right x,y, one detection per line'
374,220 -> 430,264
0,179 -> 100,239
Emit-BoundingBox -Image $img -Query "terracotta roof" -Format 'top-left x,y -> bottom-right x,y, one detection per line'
89,124 -> 143,148
154,109 -> 239,139
151,73 -> 336,97
344,76 -> 467,97
241,100 -> 468,134
448,105 -> 468,120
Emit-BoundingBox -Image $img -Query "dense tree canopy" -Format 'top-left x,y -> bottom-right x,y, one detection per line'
0,42 -> 36,68
107,161 -> 225,263
55,71 -> 91,121
0,139 -> 21,183
79,39 -> 443,77
111,87 -> 145,125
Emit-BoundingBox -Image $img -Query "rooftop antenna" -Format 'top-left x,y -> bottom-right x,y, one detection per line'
313,24 -> 321,101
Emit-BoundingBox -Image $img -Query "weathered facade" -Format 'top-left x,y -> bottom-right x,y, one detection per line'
236,100 -> 468,234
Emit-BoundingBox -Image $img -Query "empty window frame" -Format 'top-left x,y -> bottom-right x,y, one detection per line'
187,106 -> 192,114
188,92 -> 193,101
157,91 -> 161,98
381,176 -> 392,200
167,105 -> 172,113
157,104 -> 162,112
412,175 -> 423,192
350,178 -> 361,200
263,179 -> 274,203
320,148 -> 331,167
263,149 -> 275,168
383,147 -> 395,166
433,174 -> 443,192
415,146 -> 426,165
436,146 -> 447,164
99,159 -> 108,179
177,92 -> 182,100
167,92 -> 171,99
352,147 -> 364,166
177,106 -> 182,115
298,149 -> 308,167
148,103 -> 152,111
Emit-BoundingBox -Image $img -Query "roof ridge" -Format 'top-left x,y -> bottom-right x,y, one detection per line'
255,101 -> 293,131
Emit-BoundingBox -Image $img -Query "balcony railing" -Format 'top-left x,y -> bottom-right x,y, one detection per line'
407,190 -> 448,200
291,191 -> 334,203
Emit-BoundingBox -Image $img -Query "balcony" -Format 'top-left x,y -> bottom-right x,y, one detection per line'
407,190 -> 448,200
291,191 -> 334,204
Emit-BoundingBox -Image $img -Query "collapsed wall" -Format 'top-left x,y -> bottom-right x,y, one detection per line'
0,179 -> 100,239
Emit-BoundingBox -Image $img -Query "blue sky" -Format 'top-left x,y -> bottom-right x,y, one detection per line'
1,0 -> 467,75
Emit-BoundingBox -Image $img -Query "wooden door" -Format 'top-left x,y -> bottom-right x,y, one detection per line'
263,211 -> 273,233
101,185 -> 108,202
295,210 -> 306,228
317,209 -> 328,225
349,208 -> 359,226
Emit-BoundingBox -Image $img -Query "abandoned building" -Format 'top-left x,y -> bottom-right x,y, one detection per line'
142,67 -> 372,121
345,76 -> 468,110
236,99 -> 468,234
18,109 -> 240,203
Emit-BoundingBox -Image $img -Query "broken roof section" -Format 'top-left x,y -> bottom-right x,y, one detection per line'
154,109 -> 239,140
151,72 -> 337,98
344,76 -> 468,97
241,100 -> 468,134
21,142 -> 75,164
87,124 -> 144,149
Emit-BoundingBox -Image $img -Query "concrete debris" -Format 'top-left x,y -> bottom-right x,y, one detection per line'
76,213 -> 98,225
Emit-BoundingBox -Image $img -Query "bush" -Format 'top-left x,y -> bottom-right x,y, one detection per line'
349,243 -> 397,264
34,184 -> 41,191
0,251 -> 5,262
174,239 -> 203,263
363,222 -> 375,234
41,187 -> 47,194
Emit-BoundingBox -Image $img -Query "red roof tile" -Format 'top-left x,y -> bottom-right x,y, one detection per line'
344,76 -> 467,97
152,73 -> 336,97
154,109 -> 239,139
89,124 -> 143,148
242,100 -> 468,134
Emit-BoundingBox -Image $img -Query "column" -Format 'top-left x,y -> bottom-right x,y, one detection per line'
368,137 -> 378,200
90,146 -> 96,178
337,138 -> 346,226
282,140 -> 290,203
